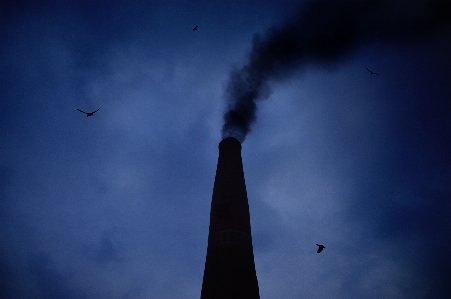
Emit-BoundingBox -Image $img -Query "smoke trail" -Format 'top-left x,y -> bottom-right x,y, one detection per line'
221,0 -> 451,142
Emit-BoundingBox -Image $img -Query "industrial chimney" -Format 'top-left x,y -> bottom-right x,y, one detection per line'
200,137 -> 260,299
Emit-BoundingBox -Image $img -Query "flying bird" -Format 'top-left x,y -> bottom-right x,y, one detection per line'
77,108 -> 100,117
193,25 -> 198,31
316,244 -> 326,253
366,68 -> 379,75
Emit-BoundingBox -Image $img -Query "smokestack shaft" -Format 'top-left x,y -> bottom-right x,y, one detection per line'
200,137 -> 260,299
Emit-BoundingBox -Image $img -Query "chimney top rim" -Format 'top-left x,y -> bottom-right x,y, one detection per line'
219,137 -> 242,149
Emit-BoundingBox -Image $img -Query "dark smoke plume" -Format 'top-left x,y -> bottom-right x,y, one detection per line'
221,0 -> 451,142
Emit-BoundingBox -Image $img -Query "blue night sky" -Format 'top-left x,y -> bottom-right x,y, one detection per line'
1,1 -> 450,298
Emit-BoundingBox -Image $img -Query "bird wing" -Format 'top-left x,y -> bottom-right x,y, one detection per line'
91,108 -> 100,114
316,244 -> 325,253
77,109 -> 87,114
366,68 -> 379,74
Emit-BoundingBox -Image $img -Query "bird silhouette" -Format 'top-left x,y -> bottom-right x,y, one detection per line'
193,25 -> 198,31
316,244 -> 326,253
77,108 -> 100,117
366,68 -> 379,75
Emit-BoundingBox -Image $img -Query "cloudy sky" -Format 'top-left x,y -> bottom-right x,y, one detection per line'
1,1 -> 450,298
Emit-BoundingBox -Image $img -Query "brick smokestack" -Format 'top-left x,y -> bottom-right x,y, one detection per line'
200,137 -> 260,299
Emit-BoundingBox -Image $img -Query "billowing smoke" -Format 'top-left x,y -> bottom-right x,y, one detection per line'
221,0 -> 451,142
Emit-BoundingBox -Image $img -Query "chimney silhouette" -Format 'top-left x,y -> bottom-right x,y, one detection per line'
200,137 -> 260,299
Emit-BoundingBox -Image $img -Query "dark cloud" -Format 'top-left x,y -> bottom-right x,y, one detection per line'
94,233 -> 124,265
28,253 -> 86,299
0,262 -> 16,299
222,0 -> 451,142
343,87 -> 451,297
